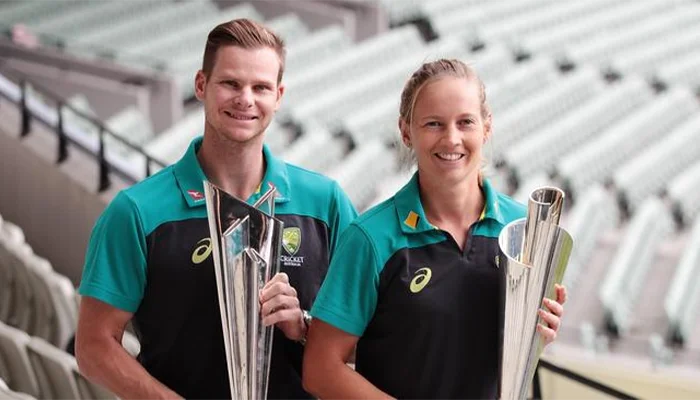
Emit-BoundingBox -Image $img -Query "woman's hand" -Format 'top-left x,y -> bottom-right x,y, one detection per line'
537,283 -> 567,345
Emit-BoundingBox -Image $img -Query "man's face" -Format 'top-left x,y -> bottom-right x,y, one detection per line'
195,45 -> 284,145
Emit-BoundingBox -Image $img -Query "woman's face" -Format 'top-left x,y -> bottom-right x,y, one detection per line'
402,76 -> 491,187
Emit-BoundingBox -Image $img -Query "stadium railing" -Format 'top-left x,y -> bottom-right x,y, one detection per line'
0,69 -> 167,192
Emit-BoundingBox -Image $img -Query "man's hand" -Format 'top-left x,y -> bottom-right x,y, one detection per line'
538,284 -> 567,345
260,273 -> 305,341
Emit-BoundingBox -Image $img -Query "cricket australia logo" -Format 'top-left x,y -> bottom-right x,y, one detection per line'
281,227 -> 304,267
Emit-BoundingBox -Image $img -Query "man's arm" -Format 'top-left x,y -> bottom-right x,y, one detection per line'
76,297 -> 181,400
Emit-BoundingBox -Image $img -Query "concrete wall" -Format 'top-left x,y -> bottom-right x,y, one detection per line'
0,96 -> 126,286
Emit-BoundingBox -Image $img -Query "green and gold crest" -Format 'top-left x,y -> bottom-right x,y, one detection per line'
282,227 -> 301,255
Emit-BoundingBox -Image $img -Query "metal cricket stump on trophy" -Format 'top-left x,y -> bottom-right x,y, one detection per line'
204,182 -> 283,400
497,187 -> 574,400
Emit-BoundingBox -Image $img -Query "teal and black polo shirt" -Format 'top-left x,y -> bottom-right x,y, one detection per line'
311,173 -> 525,399
79,136 -> 357,399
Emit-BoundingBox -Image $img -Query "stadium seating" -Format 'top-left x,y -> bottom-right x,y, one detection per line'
664,217 -> 700,345
494,80 -> 651,193
0,210 -> 139,399
367,167 -> 417,209
510,173 -> 553,205
472,0 -> 621,47
285,25 -> 351,75
561,185 -> 619,291
599,198 -> 674,335
607,25 -> 700,78
65,1 -> 212,58
0,376 -> 35,400
554,88 -> 698,205
492,65 -> 605,166
612,113 -> 700,214
562,3 -> 700,68
485,57 -> 558,117
26,337 -> 83,399
0,322 -> 40,398
280,25 -> 424,120
430,0 -> 560,43
328,140 -> 397,209
281,123 -> 346,174
655,51 -> 700,92
0,1 -> 86,29
1,231 -> 34,335
27,2 -> 162,45
517,0 -> 670,58
667,160 -> 700,227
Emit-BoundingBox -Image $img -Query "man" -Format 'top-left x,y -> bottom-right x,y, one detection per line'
75,19 -> 357,399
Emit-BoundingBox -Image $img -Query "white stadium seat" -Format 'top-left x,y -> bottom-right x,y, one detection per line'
599,198 -> 673,335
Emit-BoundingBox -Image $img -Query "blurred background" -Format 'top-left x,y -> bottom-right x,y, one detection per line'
0,0 -> 699,398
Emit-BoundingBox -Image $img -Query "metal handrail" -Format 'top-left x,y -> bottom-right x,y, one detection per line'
532,359 -> 639,399
0,69 -> 168,191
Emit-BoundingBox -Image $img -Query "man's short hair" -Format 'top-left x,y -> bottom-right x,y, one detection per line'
201,18 -> 286,83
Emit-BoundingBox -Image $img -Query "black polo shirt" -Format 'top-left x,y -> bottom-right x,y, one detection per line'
312,172 -> 525,399
79,137 -> 357,399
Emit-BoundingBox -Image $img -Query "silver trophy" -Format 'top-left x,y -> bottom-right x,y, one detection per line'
497,187 -> 574,400
204,182 -> 283,400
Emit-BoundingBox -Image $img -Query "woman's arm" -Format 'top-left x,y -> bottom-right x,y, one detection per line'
303,319 -> 393,400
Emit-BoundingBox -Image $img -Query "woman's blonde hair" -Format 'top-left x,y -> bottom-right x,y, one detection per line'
399,58 -> 490,126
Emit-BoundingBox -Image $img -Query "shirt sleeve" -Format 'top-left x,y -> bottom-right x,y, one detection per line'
328,180 -> 358,259
78,191 -> 148,313
311,223 -> 379,337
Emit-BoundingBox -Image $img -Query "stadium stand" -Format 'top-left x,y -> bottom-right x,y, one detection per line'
664,217 -> 700,346
495,76 -> 652,187
493,65 -> 605,173
560,185 -> 619,292
1,0 -> 700,397
555,88 -> 698,206
561,1 -> 700,69
612,113 -> 700,215
667,160 -> 700,228
599,197 -> 674,336
654,50 -> 700,93
0,212 -> 137,399
0,321 -> 40,399
516,0 -> 672,58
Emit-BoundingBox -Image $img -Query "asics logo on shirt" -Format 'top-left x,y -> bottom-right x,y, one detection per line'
409,267 -> 432,293
191,238 -> 213,265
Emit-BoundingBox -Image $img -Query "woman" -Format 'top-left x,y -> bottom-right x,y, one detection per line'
302,59 -> 566,399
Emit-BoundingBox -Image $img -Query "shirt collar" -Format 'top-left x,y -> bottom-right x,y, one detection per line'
481,176 -> 506,225
394,172 -> 437,234
173,136 -> 290,208
394,172 -> 505,234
